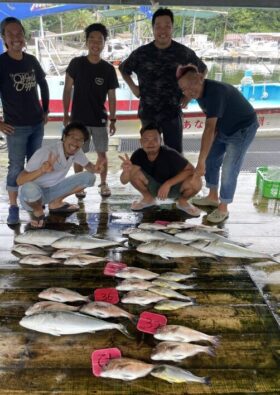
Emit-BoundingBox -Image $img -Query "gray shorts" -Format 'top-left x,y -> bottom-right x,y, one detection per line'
144,172 -> 182,199
83,126 -> 108,153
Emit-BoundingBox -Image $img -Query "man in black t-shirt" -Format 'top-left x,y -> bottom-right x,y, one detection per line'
119,8 -> 206,153
63,23 -> 119,198
119,124 -> 202,216
177,65 -> 259,223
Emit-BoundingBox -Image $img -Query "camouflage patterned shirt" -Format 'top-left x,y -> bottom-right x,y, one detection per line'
119,40 -> 206,122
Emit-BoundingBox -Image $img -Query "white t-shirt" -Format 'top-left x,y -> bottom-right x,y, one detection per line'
25,141 -> 89,187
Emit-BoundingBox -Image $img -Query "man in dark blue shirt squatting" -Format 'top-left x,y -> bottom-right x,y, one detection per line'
177,65 -> 259,223
119,124 -> 202,216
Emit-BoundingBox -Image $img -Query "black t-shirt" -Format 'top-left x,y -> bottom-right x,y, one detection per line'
66,57 -> 119,126
197,79 -> 257,136
0,52 -> 46,126
119,40 -> 206,121
131,145 -> 189,184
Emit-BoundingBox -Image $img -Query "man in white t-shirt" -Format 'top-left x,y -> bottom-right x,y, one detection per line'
17,122 -> 103,228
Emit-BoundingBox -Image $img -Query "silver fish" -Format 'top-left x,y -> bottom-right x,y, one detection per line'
115,267 -> 159,280
51,249 -> 92,259
121,290 -> 166,305
158,272 -> 196,282
52,235 -> 118,250
149,286 -> 192,301
20,311 -> 130,337
116,279 -> 153,291
128,230 -> 185,244
63,254 -> 105,267
154,299 -> 195,311
137,240 -> 214,259
175,229 -> 249,247
165,221 -> 223,233
100,357 -> 154,381
154,325 -> 219,346
39,287 -> 89,303
25,301 -> 79,316
151,341 -> 215,362
79,301 -> 136,322
19,255 -> 61,266
14,229 -> 71,247
192,239 -> 279,261
151,279 -> 195,290
150,364 -> 210,384
12,243 -> 49,256
138,223 -> 167,230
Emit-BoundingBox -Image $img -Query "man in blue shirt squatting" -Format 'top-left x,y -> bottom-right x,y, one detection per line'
119,123 -> 202,216
177,65 -> 259,223
17,122 -> 104,229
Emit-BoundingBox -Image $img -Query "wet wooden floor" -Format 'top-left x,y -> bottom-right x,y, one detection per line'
0,159 -> 279,394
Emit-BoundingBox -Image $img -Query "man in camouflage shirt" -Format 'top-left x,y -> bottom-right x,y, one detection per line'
119,8 -> 207,153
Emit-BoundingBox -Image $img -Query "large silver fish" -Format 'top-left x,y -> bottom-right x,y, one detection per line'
12,243 -> 49,256
115,267 -> 159,280
138,223 -> 167,230
192,240 -> 279,261
79,301 -> 136,322
149,286 -> 193,301
175,229 -> 249,247
116,279 -> 153,291
154,325 -> 219,346
15,230 -> 71,247
51,235 -> 118,250
51,249 -> 92,259
128,229 -> 186,244
151,341 -> 215,362
25,301 -> 79,316
154,299 -> 195,311
151,278 -> 195,290
150,364 -> 210,384
63,254 -> 105,267
165,221 -> 223,233
121,290 -> 166,305
19,255 -> 61,266
20,311 -> 130,337
100,357 -> 154,381
158,271 -> 196,282
38,287 -> 89,303
136,240 -> 214,259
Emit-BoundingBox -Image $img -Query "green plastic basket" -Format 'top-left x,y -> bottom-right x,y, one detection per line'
256,166 -> 280,199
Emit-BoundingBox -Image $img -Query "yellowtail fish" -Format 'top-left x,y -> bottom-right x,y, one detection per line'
63,254 -> 105,267
158,271 -> 196,282
51,249 -> 91,259
121,290 -> 166,305
12,243 -> 49,256
15,229 -> 71,247
116,279 -> 153,291
154,299 -> 195,311
151,278 -> 195,290
149,286 -> 192,301
51,235 -> 118,250
151,364 -> 210,384
19,255 -> 61,266
115,267 -> 159,280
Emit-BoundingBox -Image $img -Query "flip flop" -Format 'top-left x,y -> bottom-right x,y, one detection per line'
30,214 -> 46,229
176,202 -> 201,217
131,200 -> 156,211
207,209 -> 229,223
49,203 -> 79,214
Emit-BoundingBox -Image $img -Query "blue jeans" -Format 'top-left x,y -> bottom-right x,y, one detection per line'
205,121 -> 259,203
6,122 -> 44,192
19,171 -> 96,212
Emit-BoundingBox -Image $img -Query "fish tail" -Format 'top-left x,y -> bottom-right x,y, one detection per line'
203,376 -> 211,386
118,324 -> 134,339
206,346 -> 216,357
209,335 -> 220,347
129,314 -> 139,325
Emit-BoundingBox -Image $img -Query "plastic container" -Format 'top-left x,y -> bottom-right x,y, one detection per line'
256,166 -> 280,199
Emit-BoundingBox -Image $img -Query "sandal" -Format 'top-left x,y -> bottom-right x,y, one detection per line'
192,196 -> 219,207
131,200 -> 156,211
30,214 -> 46,229
49,203 -> 79,214
207,209 -> 229,223
176,202 -> 201,217
99,183 -> 111,197
75,191 -> 87,199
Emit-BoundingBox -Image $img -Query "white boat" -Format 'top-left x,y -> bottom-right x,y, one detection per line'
46,74 -> 280,134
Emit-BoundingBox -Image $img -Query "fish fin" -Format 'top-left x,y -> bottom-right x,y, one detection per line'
160,255 -> 169,260
118,324 -> 134,339
207,347 -> 216,357
204,376 -> 211,386
210,335 -> 221,347
49,330 -> 61,336
272,253 -> 280,263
